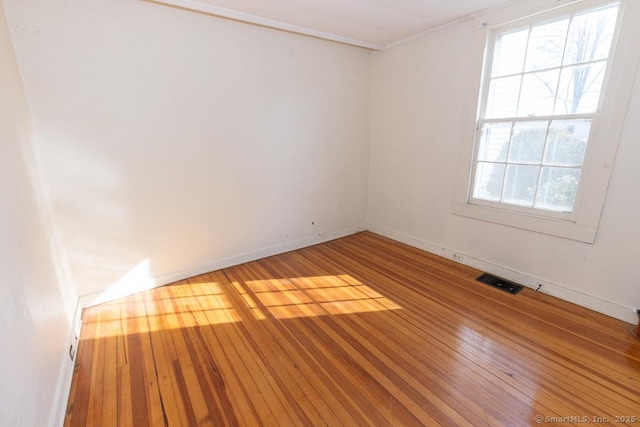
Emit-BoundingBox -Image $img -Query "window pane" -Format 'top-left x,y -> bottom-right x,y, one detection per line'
492,29 -> 528,77
524,17 -> 569,72
554,62 -> 606,114
564,4 -> 619,65
486,76 -> 521,118
535,167 -> 581,211
544,119 -> 591,166
508,121 -> 547,164
478,122 -> 512,161
517,69 -> 559,117
503,164 -> 539,206
473,162 -> 506,202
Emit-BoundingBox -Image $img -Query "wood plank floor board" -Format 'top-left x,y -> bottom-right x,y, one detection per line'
166,288 -> 222,426
65,309 -> 97,426
102,306 -> 119,426
86,309 -> 107,426
116,301 -> 133,427
145,292 -> 191,426
65,232 -> 640,426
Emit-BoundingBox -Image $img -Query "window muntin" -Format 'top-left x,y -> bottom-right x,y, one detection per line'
470,2 -> 620,214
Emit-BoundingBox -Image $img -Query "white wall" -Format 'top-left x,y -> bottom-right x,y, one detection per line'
4,0 -> 372,300
368,3 -> 640,323
0,3 -> 76,426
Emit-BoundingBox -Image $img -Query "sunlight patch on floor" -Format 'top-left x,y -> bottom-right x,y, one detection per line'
241,275 -> 403,319
83,274 -> 402,338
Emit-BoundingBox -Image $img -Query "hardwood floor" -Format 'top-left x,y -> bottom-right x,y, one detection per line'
65,232 -> 640,426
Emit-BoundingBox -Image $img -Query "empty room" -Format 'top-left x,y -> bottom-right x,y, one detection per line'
1,0 -> 639,425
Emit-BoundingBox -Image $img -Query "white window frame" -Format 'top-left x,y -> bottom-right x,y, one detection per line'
453,0 -> 640,243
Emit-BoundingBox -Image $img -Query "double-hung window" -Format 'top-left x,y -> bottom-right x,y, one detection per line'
474,1 -> 618,215
455,0 -> 640,243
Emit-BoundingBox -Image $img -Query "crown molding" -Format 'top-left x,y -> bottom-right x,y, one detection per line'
145,0 -> 386,50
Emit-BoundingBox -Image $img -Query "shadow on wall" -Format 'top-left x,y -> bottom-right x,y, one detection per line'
18,112 -> 79,323
17,119 -> 165,308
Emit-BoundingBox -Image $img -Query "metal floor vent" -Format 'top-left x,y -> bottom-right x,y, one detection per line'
476,273 -> 524,295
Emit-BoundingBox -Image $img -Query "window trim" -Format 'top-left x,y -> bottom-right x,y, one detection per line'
453,0 -> 640,243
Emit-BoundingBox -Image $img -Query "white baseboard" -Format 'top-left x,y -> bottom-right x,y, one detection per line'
80,224 -> 366,308
366,222 -> 636,324
50,300 -> 83,427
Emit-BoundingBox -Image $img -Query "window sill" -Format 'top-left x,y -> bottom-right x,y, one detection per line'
452,201 -> 597,243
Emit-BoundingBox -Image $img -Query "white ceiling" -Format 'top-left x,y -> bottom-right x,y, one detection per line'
150,0 -> 518,50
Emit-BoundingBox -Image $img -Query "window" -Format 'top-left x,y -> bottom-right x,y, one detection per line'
472,2 -> 619,216
454,0 -> 640,243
